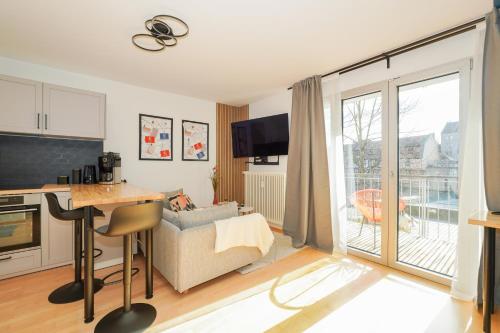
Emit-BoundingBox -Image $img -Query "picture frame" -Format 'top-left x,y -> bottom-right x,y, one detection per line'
182,120 -> 209,161
139,113 -> 173,161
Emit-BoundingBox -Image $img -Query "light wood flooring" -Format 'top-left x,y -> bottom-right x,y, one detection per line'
0,248 -> 497,333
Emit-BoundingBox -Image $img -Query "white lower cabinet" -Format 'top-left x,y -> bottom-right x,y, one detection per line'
0,249 -> 41,277
41,192 -> 74,267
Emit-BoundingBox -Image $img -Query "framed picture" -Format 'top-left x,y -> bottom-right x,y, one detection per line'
182,120 -> 209,161
139,114 -> 173,161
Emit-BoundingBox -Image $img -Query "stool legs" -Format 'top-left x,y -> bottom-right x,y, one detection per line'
48,218 -> 103,305
145,228 -> 153,299
124,234 -> 132,312
94,233 -> 156,333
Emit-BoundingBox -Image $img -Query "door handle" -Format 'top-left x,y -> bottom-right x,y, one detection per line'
37,113 -> 40,129
44,114 -> 48,130
0,256 -> 12,262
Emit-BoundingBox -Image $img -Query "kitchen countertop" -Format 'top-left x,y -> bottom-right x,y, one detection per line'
0,184 -> 71,196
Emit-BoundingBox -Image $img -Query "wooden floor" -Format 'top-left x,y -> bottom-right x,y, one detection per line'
0,248 -> 497,333
347,221 -> 457,275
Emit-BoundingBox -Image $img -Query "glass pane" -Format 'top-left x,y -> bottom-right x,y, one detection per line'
342,92 -> 383,256
0,212 -> 34,248
397,73 -> 459,276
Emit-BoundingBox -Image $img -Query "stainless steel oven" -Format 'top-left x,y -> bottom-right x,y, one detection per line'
0,194 -> 41,254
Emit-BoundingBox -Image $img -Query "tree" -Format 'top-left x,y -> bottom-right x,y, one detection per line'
343,94 -> 418,175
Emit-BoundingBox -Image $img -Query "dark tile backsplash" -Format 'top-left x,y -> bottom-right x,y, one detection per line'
0,135 -> 103,187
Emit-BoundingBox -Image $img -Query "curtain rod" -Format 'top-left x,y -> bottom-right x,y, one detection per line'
287,16 -> 486,90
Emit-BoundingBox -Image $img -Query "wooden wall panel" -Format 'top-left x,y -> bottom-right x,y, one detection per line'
216,103 -> 249,203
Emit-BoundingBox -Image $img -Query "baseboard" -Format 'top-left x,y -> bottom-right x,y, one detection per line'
95,257 -> 123,270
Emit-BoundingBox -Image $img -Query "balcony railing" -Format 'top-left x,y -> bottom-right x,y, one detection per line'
345,174 -> 458,242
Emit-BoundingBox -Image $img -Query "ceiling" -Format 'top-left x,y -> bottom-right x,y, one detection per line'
0,0 -> 492,105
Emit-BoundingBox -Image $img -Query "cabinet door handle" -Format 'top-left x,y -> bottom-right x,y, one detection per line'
0,208 -> 38,214
44,114 -> 48,130
37,113 -> 40,129
0,256 -> 12,262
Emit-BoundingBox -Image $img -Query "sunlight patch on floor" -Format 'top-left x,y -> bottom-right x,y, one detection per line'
156,257 -> 370,333
305,274 -> 450,333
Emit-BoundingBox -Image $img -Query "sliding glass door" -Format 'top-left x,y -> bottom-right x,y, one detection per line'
342,83 -> 388,263
341,61 -> 469,283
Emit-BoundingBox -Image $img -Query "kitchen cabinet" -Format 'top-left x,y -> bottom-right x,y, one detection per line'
0,75 -> 43,135
0,249 -> 41,278
41,192 -> 74,267
43,84 -> 106,139
0,74 -> 106,139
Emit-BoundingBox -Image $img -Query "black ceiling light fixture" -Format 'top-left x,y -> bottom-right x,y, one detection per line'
132,15 -> 189,52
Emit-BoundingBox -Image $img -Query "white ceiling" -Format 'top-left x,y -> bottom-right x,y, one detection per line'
0,0 -> 492,105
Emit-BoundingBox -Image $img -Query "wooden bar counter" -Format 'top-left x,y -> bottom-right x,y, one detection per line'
71,183 -> 164,209
469,211 -> 500,333
71,183 -> 164,324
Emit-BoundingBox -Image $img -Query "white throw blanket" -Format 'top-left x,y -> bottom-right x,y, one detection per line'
214,213 -> 275,255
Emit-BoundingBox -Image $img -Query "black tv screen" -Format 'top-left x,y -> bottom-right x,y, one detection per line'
231,113 -> 289,158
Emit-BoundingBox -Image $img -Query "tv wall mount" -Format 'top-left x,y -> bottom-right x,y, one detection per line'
246,156 -> 280,165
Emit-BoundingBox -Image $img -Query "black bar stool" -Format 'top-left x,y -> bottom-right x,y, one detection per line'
94,202 -> 162,333
45,193 -> 105,304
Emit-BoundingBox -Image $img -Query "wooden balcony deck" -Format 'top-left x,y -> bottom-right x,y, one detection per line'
347,220 -> 457,276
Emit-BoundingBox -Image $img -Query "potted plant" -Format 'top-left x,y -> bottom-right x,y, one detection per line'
209,166 -> 219,205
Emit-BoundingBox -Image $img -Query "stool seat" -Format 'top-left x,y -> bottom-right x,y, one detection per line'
95,224 -> 109,235
46,192 -> 104,220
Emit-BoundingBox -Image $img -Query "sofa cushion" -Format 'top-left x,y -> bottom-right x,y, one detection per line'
178,201 -> 238,230
163,208 -> 181,229
168,193 -> 196,212
162,188 -> 183,210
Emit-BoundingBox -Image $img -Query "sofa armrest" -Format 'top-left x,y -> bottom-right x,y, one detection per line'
153,219 -> 180,289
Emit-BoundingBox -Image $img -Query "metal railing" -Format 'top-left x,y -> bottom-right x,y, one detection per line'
345,174 -> 459,242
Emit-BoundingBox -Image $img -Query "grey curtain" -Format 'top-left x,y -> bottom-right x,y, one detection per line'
478,8 -> 500,306
483,8 -> 500,211
283,75 -> 333,252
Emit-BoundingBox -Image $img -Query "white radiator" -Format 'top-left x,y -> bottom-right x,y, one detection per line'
244,171 -> 286,226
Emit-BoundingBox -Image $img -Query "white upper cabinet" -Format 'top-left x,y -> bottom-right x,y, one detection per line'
0,74 -> 106,139
43,84 -> 106,139
0,75 -> 43,134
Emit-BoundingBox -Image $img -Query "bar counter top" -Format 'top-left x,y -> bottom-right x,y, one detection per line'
0,184 -> 164,209
70,183 -> 164,208
468,211 -> 500,229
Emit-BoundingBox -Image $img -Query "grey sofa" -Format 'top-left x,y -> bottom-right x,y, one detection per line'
152,202 -> 262,292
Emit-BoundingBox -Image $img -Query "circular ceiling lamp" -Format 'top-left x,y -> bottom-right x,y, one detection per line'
132,15 -> 189,52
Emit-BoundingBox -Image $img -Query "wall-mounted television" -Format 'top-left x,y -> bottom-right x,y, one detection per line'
231,113 -> 289,158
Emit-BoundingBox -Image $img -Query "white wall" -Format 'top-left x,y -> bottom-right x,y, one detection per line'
0,56 -> 216,206
248,29 -> 479,175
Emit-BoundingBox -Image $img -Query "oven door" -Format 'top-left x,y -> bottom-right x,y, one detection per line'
0,204 -> 41,253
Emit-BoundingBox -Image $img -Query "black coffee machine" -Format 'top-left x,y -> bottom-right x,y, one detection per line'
98,153 -> 115,185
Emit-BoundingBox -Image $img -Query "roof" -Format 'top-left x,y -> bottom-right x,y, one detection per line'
399,134 -> 435,148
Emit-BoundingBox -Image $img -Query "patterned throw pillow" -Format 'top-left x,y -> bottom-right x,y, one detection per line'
168,193 -> 196,212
